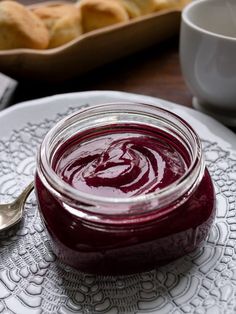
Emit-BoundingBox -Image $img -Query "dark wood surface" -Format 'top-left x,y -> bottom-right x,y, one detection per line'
13,36 -> 193,108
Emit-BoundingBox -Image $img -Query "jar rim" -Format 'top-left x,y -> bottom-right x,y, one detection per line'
37,102 -> 204,214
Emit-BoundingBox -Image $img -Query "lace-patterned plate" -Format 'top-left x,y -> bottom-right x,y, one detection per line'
0,91 -> 236,314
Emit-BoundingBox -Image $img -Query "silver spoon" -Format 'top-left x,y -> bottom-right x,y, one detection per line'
0,182 -> 34,232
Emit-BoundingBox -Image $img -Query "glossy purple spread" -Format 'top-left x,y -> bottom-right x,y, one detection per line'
35,124 -> 215,274
53,127 -> 188,197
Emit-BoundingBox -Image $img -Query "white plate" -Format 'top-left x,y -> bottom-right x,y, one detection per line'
0,91 -> 236,314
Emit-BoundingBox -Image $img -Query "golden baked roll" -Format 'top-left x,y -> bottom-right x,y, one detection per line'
154,0 -> 190,11
115,0 -> 140,18
0,0 -> 49,50
118,0 -> 156,18
78,0 -> 129,33
33,4 -> 83,49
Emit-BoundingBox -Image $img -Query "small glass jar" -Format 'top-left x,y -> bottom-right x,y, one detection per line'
35,102 -> 215,275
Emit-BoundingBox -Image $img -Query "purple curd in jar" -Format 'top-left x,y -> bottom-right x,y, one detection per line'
35,103 -> 215,275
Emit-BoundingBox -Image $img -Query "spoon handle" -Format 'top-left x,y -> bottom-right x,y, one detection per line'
0,181 -> 35,232
14,181 -> 34,206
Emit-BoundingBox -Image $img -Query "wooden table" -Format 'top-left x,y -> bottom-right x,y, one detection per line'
13,36 -> 193,108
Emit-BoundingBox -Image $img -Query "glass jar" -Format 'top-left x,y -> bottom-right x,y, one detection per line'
35,102 -> 215,275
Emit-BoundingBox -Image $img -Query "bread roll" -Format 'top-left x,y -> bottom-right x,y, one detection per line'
78,0 -> 129,33
33,4 -> 83,48
118,0 -> 156,18
0,0 -> 49,50
115,0 -> 140,18
154,0 -> 190,11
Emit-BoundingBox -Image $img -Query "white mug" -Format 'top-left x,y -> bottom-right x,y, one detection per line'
180,0 -> 236,126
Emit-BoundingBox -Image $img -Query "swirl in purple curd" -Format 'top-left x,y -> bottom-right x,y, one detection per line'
53,129 -> 187,197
